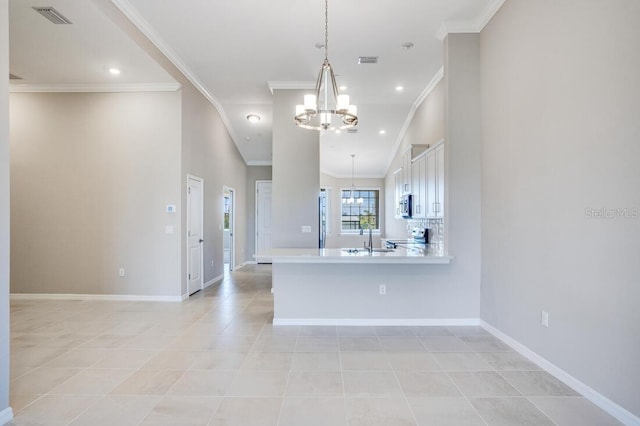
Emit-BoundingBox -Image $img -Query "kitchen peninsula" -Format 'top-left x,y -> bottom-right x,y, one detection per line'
256,248 -> 469,326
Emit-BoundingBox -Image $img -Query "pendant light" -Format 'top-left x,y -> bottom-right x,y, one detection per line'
343,154 -> 363,204
294,0 -> 358,131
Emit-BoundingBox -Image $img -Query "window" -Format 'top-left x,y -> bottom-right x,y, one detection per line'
341,189 -> 380,231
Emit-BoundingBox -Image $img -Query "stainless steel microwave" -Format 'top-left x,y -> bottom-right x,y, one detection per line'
400,194 -> 412,218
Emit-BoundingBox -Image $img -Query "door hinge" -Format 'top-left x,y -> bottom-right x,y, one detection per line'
188,273 -> 191,280
188,187 -> 191,194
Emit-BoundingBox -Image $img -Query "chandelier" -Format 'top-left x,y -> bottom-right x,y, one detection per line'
342,154 -> 364,204
294,0 -> 358,131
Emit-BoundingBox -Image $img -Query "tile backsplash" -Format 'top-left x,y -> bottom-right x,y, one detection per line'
406,218 -> 445,246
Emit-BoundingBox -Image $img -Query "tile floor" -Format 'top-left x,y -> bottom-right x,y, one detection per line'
7,264 -> 622,425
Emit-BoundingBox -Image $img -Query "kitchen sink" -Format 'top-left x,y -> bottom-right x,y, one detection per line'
341,248 -> 395,254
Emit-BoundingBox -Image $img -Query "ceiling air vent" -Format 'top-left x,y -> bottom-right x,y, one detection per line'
33,7 -> 72,24
358,56 -> 379,65
9,73 -> 22,80
347,128 -> 358,134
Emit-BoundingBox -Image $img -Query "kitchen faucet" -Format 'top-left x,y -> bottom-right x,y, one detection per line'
360,227 -> 373,253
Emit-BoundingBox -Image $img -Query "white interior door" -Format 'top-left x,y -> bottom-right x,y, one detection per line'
256,181 -> 272,262
187,176 -> 204,295
223,186 -> 235,271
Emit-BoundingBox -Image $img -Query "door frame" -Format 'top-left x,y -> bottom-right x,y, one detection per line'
223,185 -> 235,271
186,174 -> 204,296
255,180 -> 272,260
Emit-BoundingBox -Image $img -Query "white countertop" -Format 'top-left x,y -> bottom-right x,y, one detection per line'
255,247 -> 453,264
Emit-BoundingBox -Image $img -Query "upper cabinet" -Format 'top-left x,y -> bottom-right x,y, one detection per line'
411,153 -> 427,218
400,144 -> 429,195
393,168 -> 403,219
426,142 -> 444,218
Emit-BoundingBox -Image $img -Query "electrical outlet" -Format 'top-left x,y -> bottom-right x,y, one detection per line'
119,268 -> 125,277
541,310 -> 549,327
379,284 -> 386,295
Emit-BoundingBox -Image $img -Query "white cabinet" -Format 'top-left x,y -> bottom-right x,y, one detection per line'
426,143 -> 444,218
411,153 -> 427,218
400,144 -> 429,195
393,168 -> 403,218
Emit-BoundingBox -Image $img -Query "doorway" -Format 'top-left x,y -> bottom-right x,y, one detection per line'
255,180 -> 272,262
223,186 -> 235,272
187,175 -> 204,296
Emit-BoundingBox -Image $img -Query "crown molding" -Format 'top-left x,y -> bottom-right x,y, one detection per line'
246,160 -> 273,166
383,66 -> 444,177
111,0 -> 241,152
9,82 -> 181,93
435,0 -> 506,40
267,81 -> 316,94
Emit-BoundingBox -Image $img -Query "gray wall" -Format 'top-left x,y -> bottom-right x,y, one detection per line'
10,92 -> 183,297
480,0 -> 640,417
246,166 -> 272,261
272,89 -> 320,248
179,84 -> 247,293
384,79 -> 445,239
1,0 -> 11,418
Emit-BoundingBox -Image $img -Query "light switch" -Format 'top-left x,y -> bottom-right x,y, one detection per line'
166,205 -> 176,213
165,225 -> 174,234
301,226 -> 312,233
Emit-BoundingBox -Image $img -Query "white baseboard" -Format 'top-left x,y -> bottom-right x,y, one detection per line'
10,293 -> 184,302
273,318 -> 480,326
243,260 -> 257,265
480,320 -> 640,426
203,274 -> 223,289
0,407 -> 14,426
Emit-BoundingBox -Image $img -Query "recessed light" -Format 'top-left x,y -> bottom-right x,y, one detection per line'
246,114 -> 261,123
108,67 -> 121,75
245,136 -> 251,141
379,130 -> 386,135
335,130 -> 342,134
395,86 -> 404,92
339,85 -> 347,91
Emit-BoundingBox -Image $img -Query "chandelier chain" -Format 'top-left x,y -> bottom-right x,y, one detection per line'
324,0 -> 329,60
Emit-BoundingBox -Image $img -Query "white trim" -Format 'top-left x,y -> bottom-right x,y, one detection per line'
10,293 -> 184,302
9,82 -> 181,93
0,407 -> 14,425
267,81 -> 316,94
111,0 -> 239,148
203,274 -> 223,290
384,67 -> 444,177
244,260 -> 258,265
247,160 -> 273,166
273,318 -> 480,326
435,0 -> 506,40
480,320 -> 640,426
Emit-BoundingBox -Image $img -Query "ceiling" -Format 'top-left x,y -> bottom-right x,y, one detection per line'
8,0 -> 503,177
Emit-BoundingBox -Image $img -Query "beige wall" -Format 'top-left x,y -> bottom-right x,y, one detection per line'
246,166 -> 272,261
179,84 -> 247,293
1,0 -> 11,415
10,91 -> 182,297
320,173 -> 385,248
384,79 -> 445,239
480,0 -> 640,418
